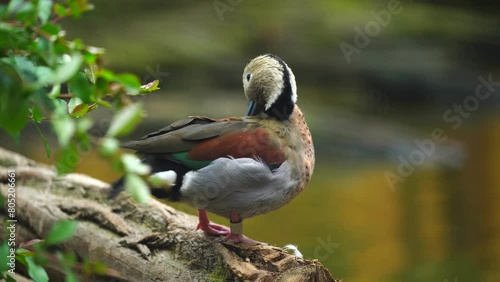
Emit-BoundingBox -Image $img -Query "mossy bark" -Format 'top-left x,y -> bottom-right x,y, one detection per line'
0,148 -> 338,282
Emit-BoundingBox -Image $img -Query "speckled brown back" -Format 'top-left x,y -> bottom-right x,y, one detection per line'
289,105 -> 315,196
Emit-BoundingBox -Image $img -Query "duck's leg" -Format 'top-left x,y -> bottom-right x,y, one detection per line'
196,209 -> 230,236
224,212 -> 260,244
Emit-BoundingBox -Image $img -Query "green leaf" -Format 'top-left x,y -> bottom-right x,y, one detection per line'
68,72 -> 92,103
15,248 -> 34,267
95,98 -> 111,108
55,252 -> 79,282
53,3 -> 67,17
26,257 -> 49,282
87,103 -> 98,112
114,73 -> 141,90
100,137 -> 119,156
32,120 -> 51,157
52,115 -> 75,146
48,84 -> 61,99
98,69 -> 115,81
85,45 -> 105,56
0,23 -> 27,49
0,242 -> 11,273
15,2 -> 37,26
83,52 -> 97,64
56,251 -> 77,265
55,143 -> 80,174
0,94 -> 28,138
45,220 -> 77,246
40,23 -> 61,36
34,36 -> 51,57
4,56 -> 37,83
35,66 -> 55,84
37,0 -> 52,24
76,116 -> 93,134
31,105 -> 43,122
52,100 -> 76,146
33,87 -> 55,112
125,173 -> 150,204
53,40 -> 69,54
7,0 -> 24,14
106,103 -> 144,137
53,53 -> 83,80
84,63 -> 97,83
5,274 -> 16,282
139,79 -> 160,94
0,62 -> 29,139
68,96 -> 89,117
37,53 -> 83,86
68,0 -> 83,18
122,154 -> 150,175
65,269 -> 79,282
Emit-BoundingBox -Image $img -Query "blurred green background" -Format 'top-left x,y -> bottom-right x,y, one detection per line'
2,0 -> 500,281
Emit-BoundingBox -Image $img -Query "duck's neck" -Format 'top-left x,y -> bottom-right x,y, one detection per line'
264,57 -> 295,120
265,103 -> 295,121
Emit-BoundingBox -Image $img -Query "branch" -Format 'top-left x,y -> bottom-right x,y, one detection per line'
0,147 -> 338,281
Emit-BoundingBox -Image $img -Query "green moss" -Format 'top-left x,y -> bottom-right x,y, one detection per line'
207,261 -> 231,282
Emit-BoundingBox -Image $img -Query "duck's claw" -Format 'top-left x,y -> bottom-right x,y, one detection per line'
196,222 -> 231,236
196,209 -> 231,236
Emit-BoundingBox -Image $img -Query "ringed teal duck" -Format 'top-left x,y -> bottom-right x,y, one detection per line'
110,54 -> 315,243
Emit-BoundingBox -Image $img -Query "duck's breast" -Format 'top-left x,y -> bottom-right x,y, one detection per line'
179,157 -> 299,219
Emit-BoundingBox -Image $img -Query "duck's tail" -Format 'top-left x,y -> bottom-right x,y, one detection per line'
108,176 -> 125,199
107,155 -> 189,201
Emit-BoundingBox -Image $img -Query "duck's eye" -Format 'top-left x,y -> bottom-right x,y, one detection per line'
246,73 -> 252,82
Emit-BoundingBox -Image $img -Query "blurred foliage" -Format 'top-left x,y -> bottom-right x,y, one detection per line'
0,0 -> 164,204
0,0 -> 168,280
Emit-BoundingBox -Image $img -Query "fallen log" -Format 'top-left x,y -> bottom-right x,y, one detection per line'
0,147 -> 338,281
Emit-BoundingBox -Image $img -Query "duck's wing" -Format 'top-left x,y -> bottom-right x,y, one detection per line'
122,116 -> 286,168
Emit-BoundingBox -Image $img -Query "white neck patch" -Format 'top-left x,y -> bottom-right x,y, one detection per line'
264,62 -> 298,111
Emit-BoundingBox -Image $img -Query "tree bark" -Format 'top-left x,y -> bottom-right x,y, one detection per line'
0,148 -> 338,282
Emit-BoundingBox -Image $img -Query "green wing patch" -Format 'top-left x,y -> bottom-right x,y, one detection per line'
171,152 -> 212,170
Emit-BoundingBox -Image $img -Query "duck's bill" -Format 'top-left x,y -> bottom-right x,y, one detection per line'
245,100 -> 265,116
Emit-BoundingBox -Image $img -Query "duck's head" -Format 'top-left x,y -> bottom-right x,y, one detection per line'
243,54 -> 297,120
